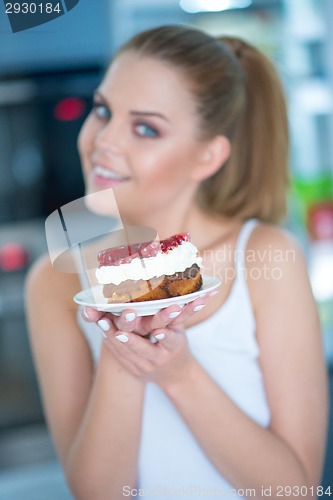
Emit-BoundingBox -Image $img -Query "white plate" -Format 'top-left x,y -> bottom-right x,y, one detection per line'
73,275 -> 221,316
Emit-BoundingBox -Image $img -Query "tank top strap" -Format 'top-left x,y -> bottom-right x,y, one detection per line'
234,218 -> 259,280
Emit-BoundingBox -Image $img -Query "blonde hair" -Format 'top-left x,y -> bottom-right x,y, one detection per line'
117,26 -> 290,223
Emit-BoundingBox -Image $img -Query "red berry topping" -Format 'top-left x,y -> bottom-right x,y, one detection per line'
160,232 -> 190,252
97,232 -> 191,267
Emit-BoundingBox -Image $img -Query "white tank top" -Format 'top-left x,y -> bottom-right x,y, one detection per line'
76,219 -> 270,498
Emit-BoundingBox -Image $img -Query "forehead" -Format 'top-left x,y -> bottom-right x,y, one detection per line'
99,52 -> 196,116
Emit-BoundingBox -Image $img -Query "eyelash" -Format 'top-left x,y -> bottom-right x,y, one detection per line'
92,102 -> 160,138
134,123 -> 159,138
92,103 -> 110,120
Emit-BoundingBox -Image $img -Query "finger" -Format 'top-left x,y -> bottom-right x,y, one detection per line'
132,307 -> 181,338
170,298 -> 206,326
148,305 -> 183,330
81,306 -> 104,323
105,340 -> 144,376
113,342 -> 153,375
152,328 -> 183,351
110,330 -> 158,362
205,289 -> 220,298
96,316 -> 117,339
112,308 -> 137,333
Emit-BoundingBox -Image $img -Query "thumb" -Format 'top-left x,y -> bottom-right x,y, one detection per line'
152,328 -> 184,351
82,306 -> 103,322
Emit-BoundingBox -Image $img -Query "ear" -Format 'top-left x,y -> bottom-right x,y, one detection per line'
191,135 -> 230,182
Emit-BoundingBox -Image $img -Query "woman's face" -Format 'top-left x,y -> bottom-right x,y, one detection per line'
78,52 -> 205,221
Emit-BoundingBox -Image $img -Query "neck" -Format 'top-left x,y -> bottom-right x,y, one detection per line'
121,192 -> 198,240
120,191 -> 234,250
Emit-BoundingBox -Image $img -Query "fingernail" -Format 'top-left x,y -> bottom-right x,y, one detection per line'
125,312 -> 136,322
208,290 -> 219,296
193,304 -> 205,312
115,334 -> 129,343
169,311 -> 181,319
154,333 -> 165,340
83,307 -> 90,319
97,319 -> 110,332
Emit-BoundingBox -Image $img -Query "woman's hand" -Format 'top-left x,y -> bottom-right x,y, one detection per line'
82,296 -> 208,388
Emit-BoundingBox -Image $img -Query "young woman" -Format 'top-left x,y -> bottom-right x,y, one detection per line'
26,26 -> 328,499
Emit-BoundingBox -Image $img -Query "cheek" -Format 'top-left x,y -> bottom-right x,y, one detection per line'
144,145 -> 193,191
135,142 -> 194,186
84,188 -> 121,217
130,148 -> 193,211
78,116 -> 95,163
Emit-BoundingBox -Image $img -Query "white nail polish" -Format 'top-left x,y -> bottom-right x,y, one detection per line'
115,334 -> 129,343
97,319 -> 110,332
155,333 -> 165,340
125,312 -> 136,322
169,311 -> 181,319
83,307 -> 90,319
193,304 -> 205,312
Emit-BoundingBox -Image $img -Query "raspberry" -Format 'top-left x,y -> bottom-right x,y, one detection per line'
98,233 -> 191,265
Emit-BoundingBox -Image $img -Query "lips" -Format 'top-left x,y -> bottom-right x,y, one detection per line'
90,162 -> 131,187
93,165 -> 130,181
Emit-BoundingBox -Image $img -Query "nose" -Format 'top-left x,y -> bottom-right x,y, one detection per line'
94,120 -> 123,155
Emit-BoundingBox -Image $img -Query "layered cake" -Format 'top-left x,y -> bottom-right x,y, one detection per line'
95,233 -> 203,303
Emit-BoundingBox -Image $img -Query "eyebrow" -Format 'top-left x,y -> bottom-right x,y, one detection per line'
94,90 -> 170,123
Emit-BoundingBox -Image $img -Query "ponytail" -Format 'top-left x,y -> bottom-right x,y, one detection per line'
197,37 -> 289,223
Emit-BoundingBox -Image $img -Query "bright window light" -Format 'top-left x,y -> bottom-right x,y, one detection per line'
179,0 -> 252,14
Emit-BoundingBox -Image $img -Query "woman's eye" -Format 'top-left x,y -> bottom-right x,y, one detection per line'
92,103 -> 110,120
135,123 -> 159,138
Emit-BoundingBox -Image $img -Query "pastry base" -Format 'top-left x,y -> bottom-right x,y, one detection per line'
103,264 -> 202,303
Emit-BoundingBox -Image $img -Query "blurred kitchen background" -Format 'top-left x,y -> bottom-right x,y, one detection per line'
0,0 -> 333,497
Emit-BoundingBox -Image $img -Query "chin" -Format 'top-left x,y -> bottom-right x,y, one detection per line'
84,186 -> 122,218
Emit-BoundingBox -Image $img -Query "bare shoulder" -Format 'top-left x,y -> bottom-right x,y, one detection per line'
244,221 -> 322,338
26,253 -> 81,309
245,221 -> 322,345
248,222 -> 302,258
25,258 -> 95,465
246,225 -> 327,485
25,253 -> 83,352
245,223 -> 310,310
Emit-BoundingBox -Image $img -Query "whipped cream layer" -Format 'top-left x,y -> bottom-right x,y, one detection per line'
95,241 -> 202,285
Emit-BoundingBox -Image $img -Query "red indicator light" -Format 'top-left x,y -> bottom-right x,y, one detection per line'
0,243 -> 29,272
54,97 -> 86,122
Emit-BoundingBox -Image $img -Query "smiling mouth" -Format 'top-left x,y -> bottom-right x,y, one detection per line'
93,165 -> 130,182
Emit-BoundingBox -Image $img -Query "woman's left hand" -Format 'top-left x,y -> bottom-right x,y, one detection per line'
83,296 -> 207,388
